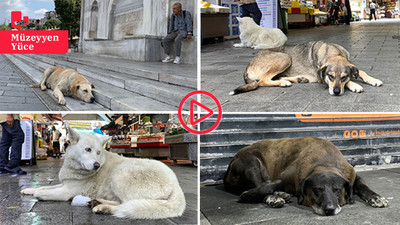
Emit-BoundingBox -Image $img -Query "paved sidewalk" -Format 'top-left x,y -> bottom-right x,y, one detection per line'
200,166 -> 400,225
0,158 -> 197,225
0,55 -> 49,111
201,19 -> 400,112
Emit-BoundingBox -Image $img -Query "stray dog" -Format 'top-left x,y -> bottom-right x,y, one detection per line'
21,125 -> 186,219
224,137 -> 388,216
230,41 -> 383,96
30,66 -> 95,105
233,17 -> 287,49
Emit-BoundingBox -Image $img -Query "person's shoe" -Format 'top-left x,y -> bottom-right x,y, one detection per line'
173,56 -> 181,64
162,55 -> 174,63
4,166 -> 27,175
0,167 -> 10,174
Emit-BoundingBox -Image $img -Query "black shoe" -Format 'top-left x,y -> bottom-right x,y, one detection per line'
0,168 -> 10,174
4,166 -> 27,175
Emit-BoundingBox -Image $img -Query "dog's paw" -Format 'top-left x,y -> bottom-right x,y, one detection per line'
279,80 -> 292,87
370,78 -> 383,87
264,195 -> 285,208
368,196 -> 388,208
92,205 -> 113,214
58,99 -> 66,105
273,191 -> 292,203
21,188 -> 36,195
87,199 -> 102,209
233,43 -> 242,48
348,84 -> 364,93
297,77 -> 309,83
40,85 -> 47,91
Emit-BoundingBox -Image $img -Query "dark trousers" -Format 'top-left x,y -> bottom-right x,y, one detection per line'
0,120 -> 25,169
241,3 -> 262,25
369,9 -> 376,20
53,141 -> 60,158
162,31 -> 184,56
344,15 -> 350,25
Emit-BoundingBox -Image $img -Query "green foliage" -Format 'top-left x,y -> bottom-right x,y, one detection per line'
43,19 -> 61,30
54,0 -> 81,38
0,24 -> 11,30
27,22 -> 36,29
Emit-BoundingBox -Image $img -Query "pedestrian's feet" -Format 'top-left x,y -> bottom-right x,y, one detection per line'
173,56 -> 181,64
0,167 -> 10,174
4,166 -> 27,175
162,55 -> 174,63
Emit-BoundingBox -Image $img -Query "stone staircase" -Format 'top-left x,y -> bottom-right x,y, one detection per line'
4,52 -> 197,111
200,114 -> 400,184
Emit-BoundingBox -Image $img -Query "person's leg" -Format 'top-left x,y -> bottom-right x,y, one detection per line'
174,33 -> 184,57
7,120 -> 25,169
0,123 -> 12,169
369,9 -> 372,20
241,5 -> 251,18
162,32 -> 178,55
248,3 -> 262,25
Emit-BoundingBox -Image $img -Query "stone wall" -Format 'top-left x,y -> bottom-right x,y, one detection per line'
79,0 -> 197,64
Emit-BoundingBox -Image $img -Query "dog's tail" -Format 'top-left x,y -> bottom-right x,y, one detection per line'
229,81 -> 259,95
112,184 -> 186,219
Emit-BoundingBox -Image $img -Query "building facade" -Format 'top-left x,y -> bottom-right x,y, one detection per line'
79,0 -> 196,64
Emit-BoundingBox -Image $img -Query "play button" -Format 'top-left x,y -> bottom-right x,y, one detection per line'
178,90 -> 222,135
190,100 -> 213,125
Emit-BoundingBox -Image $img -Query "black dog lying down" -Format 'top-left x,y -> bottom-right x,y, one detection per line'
224,137 -> 388,216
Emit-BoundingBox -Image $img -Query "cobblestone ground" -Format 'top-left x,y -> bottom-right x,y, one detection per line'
0,55 -> 48,111
201,19 -> 400,112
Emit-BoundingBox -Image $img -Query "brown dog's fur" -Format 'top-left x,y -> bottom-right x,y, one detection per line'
30,67 -> 95,105
230,41 -> 383,96
224,137 -> 388,216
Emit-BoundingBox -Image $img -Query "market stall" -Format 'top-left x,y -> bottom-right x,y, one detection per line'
201,2 -> 231,40
281,0 -> 316,27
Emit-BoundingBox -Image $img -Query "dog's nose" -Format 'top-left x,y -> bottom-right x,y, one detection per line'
90,97 -> 95,103
93,162 -> 100,170
324,204 -> 336,216
333,87 -> 341,95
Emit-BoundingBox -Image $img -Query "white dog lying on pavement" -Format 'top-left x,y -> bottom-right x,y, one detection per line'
21,125 -> 186,219
233,17 -> 287,49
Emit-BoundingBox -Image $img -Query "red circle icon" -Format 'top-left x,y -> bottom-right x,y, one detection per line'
178,90 -> 222,135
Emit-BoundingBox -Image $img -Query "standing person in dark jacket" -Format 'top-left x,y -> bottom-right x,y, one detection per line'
162,3 -> 193,64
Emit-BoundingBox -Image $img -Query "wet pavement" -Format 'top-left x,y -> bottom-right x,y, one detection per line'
0,157 -> 197,225
201,19 -> 400,112
200,166 -> 400,225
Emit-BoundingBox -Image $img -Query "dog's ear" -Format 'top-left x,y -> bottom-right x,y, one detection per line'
317,65 -> 327,83
349,64 -> 359,79
66,123 -> 80,145
70,84 -> 79,94
344,179 -> 354,204
297,177 -> 310,205
91,83 -> 95,89
100,135 -> 111,146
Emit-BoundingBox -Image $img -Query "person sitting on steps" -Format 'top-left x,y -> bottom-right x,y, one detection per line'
162,2 -> 193,64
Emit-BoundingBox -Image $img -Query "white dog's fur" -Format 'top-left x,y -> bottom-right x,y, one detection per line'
21,126 -> 186,219
233,17 -> 287,49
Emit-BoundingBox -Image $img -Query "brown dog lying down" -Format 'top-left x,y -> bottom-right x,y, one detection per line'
224,137 -> 388,216
30,66 -> 95,105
